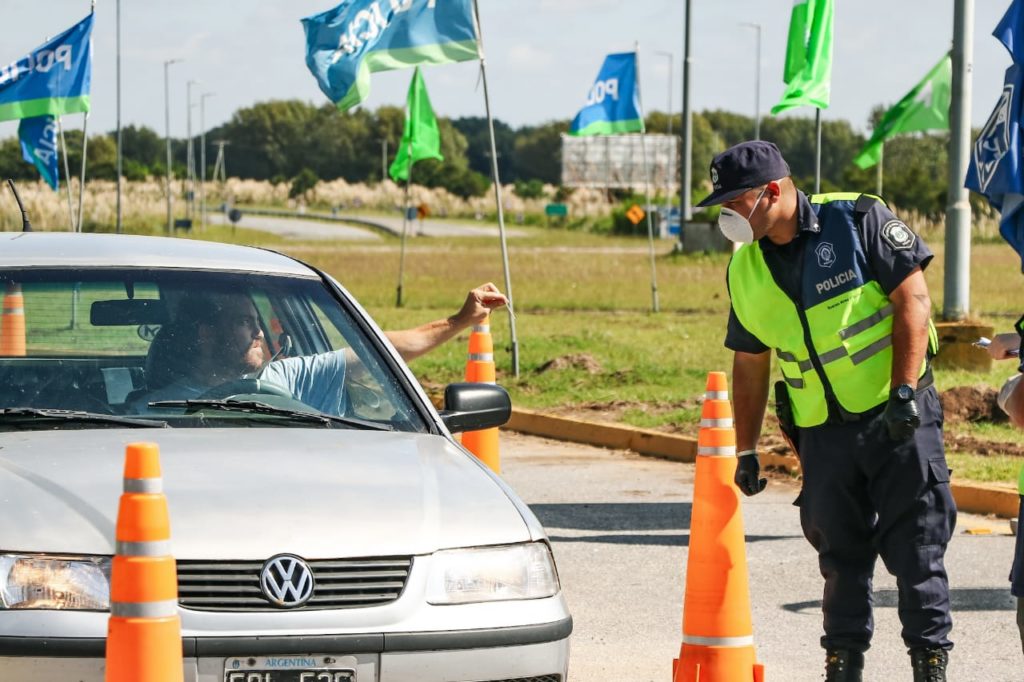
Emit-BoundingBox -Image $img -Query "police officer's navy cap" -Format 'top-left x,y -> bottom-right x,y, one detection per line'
696,140 -> 791,207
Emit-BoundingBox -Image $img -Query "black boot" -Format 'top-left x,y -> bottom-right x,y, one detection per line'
910,647 -> 949,682
824,649 -> 864,682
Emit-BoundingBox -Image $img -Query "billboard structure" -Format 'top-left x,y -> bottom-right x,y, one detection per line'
560,133 -> 678,192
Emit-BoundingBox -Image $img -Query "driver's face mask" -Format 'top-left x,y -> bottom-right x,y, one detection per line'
718,185 -> 769,243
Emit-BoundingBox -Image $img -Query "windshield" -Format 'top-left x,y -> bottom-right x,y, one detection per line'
0,268 -> 427,432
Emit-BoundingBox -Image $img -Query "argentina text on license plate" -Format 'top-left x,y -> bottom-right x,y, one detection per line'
224,655 -> 356,682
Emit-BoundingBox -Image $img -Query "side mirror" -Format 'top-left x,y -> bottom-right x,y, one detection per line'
439,383 -> 511,434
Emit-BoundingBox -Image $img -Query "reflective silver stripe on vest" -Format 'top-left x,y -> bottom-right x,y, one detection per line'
850,335 -> 893,365
116,540 -> 172,557
698,446 -> 736,457
681,634 -> 755,647
110,599 -> 179,619
700,418 -> 733,428
838,304 -> 894,340
473,324 -> 490,333
123,478 -> 163,494
775,350 -> 813,373
817,346 -> 849,365
705,391 -> 729,400
469,353 -> 493,361
783,375 -> 805,389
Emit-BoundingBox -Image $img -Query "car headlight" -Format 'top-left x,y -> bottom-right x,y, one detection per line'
0,555 -> 110,610
426,542 -> 560,605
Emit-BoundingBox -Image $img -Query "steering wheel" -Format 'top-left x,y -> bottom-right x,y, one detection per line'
197,378 -> 293,401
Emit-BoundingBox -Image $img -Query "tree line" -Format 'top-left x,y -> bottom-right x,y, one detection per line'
0,99 -> 969,217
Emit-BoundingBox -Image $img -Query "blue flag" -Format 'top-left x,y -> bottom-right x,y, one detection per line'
18,115 -> 59,190
0,14 -> 93,122
569,52 -> 644,136
966,0 -> 1024,269
302,0 -> 479,112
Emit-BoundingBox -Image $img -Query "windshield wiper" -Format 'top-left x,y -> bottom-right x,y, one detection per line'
147,399 -> 393,431
0,408 -> 168,429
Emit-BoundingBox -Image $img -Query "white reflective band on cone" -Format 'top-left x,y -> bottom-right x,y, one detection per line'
123,478 -> 163,494
3,306 -> 23,314
473,325 -> 490,333
682,634 -> 755,647
116,540 -> 173,557
110,599 -> 179,619
469,353 -> 494,361
704,391 -> 729,400
700,418 -> 734,428
698,446 -> 737,457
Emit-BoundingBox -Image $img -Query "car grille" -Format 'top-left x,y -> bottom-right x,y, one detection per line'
176,557 -> 413,612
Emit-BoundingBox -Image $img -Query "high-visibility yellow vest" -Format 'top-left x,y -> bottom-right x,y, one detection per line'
727,193 -> 935,427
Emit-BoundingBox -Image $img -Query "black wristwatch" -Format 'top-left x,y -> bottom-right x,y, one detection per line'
891,384 -> 915,403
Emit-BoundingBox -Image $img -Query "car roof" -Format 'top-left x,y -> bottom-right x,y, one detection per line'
0,233 -> 316,277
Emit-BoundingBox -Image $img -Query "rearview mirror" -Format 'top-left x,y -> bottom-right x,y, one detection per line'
439,383 -> 511,434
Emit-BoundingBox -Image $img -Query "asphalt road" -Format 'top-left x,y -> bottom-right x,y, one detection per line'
498,432 -> 1022,682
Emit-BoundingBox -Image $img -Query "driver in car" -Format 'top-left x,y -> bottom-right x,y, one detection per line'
131,283 -> 508,414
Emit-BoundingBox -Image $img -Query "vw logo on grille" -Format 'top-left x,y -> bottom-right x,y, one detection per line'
260,554 -> 314,608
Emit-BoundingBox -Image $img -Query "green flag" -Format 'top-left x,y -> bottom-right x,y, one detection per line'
772,0 -> 834,115
853,54 -> 952,169
389,67 -> 443,182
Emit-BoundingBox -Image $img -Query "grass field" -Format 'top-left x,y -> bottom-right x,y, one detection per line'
24,215 -> 1024,485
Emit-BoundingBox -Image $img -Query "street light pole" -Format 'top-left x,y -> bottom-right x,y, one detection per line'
115,0 -> 123,233
680,0 -> 693,237
186,79 -> 199,222
163,58 -> 181,235
200,92 -> 215,231
740,22 -> 763,140
944,0 -> 974,320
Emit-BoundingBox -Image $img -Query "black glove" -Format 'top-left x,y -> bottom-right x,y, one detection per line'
883,384 -> 920,441
735,452 -> 767,497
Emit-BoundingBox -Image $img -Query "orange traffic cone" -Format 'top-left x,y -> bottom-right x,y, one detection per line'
0,282 -> 26,356
673,371 -> 765,682
461,315 -> 500,473
105,442 -> 183,682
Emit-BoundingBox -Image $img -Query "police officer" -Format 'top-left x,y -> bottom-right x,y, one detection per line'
985,325 -> 1024,656
698,141 -> 956,681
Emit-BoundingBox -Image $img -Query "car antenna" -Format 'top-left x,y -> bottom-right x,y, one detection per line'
6,179 -> 32,232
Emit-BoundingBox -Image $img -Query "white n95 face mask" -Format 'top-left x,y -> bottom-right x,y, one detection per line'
717,185 -> 768,244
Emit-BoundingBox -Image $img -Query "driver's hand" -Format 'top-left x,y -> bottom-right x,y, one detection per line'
455,283 -> 508,327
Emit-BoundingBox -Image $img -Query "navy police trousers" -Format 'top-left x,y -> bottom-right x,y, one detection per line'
794,385 -> 956,652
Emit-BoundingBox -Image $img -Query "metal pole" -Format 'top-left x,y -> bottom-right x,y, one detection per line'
635,45 -> 661,313
186,80 -> 198,221
472,0 -> 520,377
201,92 -> 214,231
944,0 -> 973,320
680,0 -> 693,245
115,0 -> 123,233
814,108 -> 822,194
381,139 -> 388,182
397,142 -> 412,308
740,22 -> 763,140
876,142 -> 884,197
57,117 -> 75,231
77,112 -> 89,233
164,59 -> 180,235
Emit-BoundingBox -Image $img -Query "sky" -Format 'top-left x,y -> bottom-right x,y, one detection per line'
0,0 -> 1015,141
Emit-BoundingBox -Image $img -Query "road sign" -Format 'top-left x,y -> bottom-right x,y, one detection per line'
626,204 -> 645,225
545,203 -> 569,217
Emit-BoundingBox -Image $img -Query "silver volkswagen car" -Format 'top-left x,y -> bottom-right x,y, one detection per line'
0,232 -> 570,682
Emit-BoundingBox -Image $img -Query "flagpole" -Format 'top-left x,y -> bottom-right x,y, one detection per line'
472,0 -> 520,378
876,142 -> 884,196
397,141 -> 413,308
814,108 -> 822,193
634,44 -> 660,314
77,112 -> 89,233
57,117 -> 75,232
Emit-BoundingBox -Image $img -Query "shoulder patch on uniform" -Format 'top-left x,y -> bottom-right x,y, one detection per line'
881,220 -> 916,251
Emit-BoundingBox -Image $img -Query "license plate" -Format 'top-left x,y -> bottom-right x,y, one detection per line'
224,655 -> 356,682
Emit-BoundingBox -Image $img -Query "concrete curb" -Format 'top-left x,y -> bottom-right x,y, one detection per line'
504,407 -> 1021,519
